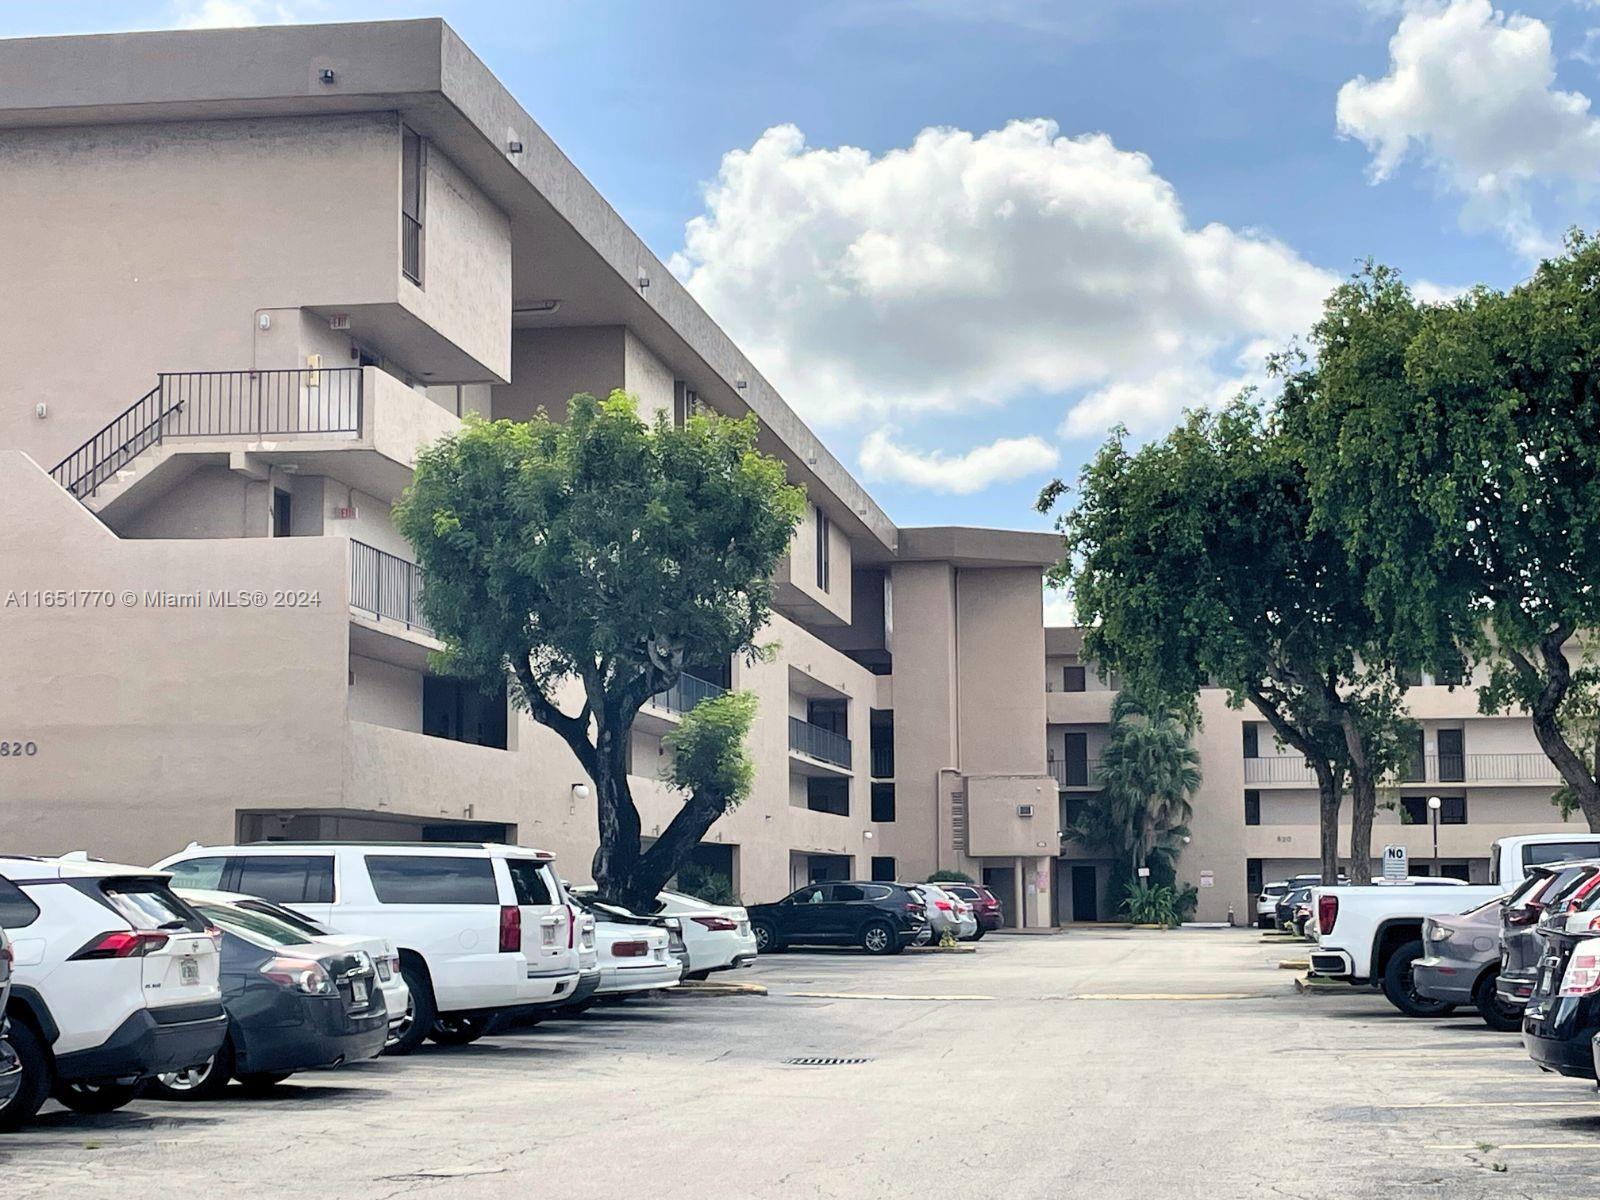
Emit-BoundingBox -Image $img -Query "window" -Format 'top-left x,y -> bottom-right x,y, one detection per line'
1401,796 -> 1467,825
1244,789 -> 1261,826
401,127 -> 427,285
871,782 -> 896,823
424,677 -> 509,749
1242,724 -> 1259,759
272,488 -> 293,538
1437,729 -> 1465,782
235,855 -> 335,905
365,855 -> 498,905
506,859 -> 554,906
1525,842 -> 1600,871
1246,858 -> 1263,900
197,902 -> 316,948
1063,733 -> 1089,787
792,886 -> 827,905
807,776 -> 850,816
832,884 -> 866,902
1063,665 -> 1086,693
815,507 -> 831,592
101,880 -> 205,932
1402,729 -> 1426,781
166,857 -> 227,890
0,878 -> 40,929
871,857 -> 897,882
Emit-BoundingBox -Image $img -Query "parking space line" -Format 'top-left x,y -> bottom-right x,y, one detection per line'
1429,1143 -> 1600,1151
786,991 -> 994,1001
1070,992 -> 1264,1000
1387,1100 -> 1599,1110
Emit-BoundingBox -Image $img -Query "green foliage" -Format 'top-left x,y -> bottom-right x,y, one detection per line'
1123,881 -> 1180,928
1063,695 -> 1200,887
1173,883 -> 1199,923
673,864 -> 739,907
662,691 -> 758,809
938,928 -> 959,949
925,870 -> 975,885
393,392 -> 805,903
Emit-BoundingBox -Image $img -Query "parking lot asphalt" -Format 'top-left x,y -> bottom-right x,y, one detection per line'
5,927 -> 1600,1198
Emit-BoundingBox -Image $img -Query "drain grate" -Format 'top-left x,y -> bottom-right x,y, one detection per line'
782,1056 -> 872,1067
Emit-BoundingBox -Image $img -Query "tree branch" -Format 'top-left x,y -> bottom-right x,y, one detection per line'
510,658 -> 597,777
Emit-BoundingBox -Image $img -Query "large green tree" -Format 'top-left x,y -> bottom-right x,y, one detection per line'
1290,240 -> 1600,828
394,392 -> 805,909
1041,402 -> 1412,883
1064,694 -> 1200,902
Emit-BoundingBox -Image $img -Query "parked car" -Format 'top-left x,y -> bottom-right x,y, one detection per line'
626,889 -> 757,979
748,881 -> 927,955
0,927 -> 20,1114
1275,886 -> 1315,932
934,883 -> 1003,937
570,896 -> 683,998
1412,895 -> 1519,1029
168,888 -> 410,1051
916,882 -> 979,942
146,894 -> 389,1100
1498,862 -> 1600,1010
154,842 -> 581,1053
1259,874 -> 1347,930
1521,912 -> 1600,1080
0,856 -> 226,1128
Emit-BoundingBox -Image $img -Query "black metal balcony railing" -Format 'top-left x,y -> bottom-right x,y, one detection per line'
402,212 -> 424,284
1049,759 -> 1103,789
650,673 -> 726,715
870,746 -> 894,779
350,539 -> 432,636
1243,751 -> 1563,786
51,369 -> 364,500
789,717 -> 852,770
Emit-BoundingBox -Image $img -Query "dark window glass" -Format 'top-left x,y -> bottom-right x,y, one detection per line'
1403,729 -> 1426,781
1437,729 -> 1465,782
1244,790 -> 1261,827
235,855 -> 335,905
365,856 -> 498,905
832,884 -> 866,902
1440,862 -> 1471,881
1246,858 -> 1263,899
1526,842 -> 1600,871
791,886 -> 827,905
871,783 -> 897,823
506,860 -> 554,906
865,877 -> 895,894
815,508 -> 831,592
1401,796 -> 1428,826
1242,724 -> 1259,758
1063,733 -> 1089,787
1063,665 -> 1086,692
0,878 -> 41,929
166,857 -> 227,890
1441,796 -> 1467,825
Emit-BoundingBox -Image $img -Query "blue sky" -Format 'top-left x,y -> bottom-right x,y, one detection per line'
8,1 -> 1600,544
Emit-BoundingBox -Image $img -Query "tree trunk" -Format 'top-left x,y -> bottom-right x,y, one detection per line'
628,788 -> 730,911
1311,760 -> 1343,885
590,703 -> 643,902
1512,635 -> 1600,831
1335,705 -> 1375,884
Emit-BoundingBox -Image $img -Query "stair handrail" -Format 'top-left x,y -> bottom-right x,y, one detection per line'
49,382 -> 179,500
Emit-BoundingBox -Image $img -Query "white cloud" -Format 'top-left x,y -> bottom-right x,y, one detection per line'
1043,585 -> 1076,628
671,120 -> 1335,441
172,0 -> 302,28
858,428 -> 1059,494
1337,0 -> 1600,256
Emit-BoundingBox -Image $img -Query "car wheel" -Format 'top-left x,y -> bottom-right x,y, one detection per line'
751,921 -> 781,953
685,969 -> 711,982
0,1022 -> 53,1130
51,1078 -> 144,1115
234,1072 -> 292,1096
384,958 -> 436,1056
1257,915 -> 1273,930
1382,940 -> 1456,1018
147,1041 -> 234,1102
1473,973 -> 1524,1032
861,921 -> 897,956
964,927 -> 987,942
428,1014 -> 491,1046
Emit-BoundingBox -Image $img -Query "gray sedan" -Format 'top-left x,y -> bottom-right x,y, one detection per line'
1414,895 -> 1521,1029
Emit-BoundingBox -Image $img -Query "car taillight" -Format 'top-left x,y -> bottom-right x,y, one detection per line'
71,930 -> 170,959
499,905 -> 522,953
935,900 -> 953,911
565,903 -> 576,949
1318,895 -> 1338,934
690,916 -> 739,932
906,902 -> 924,914
612,939 -> 649,958
1560,949 -> 1600,996
261,956 -> 335,995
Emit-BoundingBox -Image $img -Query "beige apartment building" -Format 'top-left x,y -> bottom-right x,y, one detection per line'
1046,628 -> 1585,923
0,21 -> 1064,924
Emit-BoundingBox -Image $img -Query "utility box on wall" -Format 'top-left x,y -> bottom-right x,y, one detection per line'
964,773 -> 1057,857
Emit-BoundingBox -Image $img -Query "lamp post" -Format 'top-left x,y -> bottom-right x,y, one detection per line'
1427,795 -> 1442,876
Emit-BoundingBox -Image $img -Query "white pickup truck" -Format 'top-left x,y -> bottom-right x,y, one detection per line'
1308,833 -> 1600,1015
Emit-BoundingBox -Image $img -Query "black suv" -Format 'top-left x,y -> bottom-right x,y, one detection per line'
748,882 -> 927,956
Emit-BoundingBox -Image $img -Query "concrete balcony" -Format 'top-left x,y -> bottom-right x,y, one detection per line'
1243,751 -> 1563,788
1046,690 -> 1115,725
347,538 -> 440,670
636,673 -> 727,736
788,717 -> 853,778
1049,758 -> 1104,790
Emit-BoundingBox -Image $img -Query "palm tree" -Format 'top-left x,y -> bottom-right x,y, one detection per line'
1064,693 -> 1201,893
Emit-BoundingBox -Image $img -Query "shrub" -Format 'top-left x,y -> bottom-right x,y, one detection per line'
926,870 -> 975,885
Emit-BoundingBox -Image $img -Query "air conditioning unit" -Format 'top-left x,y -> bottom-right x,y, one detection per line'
1017,804 -> 1035,818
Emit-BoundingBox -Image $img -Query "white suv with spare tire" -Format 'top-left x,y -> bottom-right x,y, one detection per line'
153,842 -> 581,1053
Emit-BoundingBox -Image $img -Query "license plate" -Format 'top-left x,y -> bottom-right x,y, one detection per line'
180,957 -> 199,986
654,947 -> 666,961
352,979 -> 368,1005
376,960 -> 391,982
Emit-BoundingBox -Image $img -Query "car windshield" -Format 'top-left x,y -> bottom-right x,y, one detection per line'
234,898 -> 328,937
196,901 -> 314,948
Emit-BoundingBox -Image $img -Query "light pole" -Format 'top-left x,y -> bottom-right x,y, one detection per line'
1427,795 -> 1442,876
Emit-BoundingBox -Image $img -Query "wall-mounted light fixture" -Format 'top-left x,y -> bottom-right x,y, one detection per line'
507,140 -> 524,154
735,377 -> 748,390
319,68 -> 336,84
637,270 -> 651,289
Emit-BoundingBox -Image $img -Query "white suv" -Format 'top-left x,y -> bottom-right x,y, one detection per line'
0,856 -> 226,1128
154,843 -> 581,1054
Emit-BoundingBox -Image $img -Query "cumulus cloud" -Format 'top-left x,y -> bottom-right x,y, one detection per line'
858,429 -> 1059,494
1337,0 -> 1600,256
1043,585 -> 1076,628
173,0 -> 302,28
671,120 -> 1335,441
